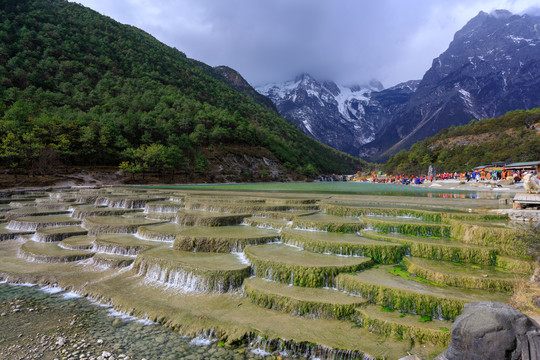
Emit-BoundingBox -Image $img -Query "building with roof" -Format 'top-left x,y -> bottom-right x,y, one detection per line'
472,161 -> 540,173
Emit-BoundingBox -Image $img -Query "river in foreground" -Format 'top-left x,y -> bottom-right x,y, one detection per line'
0,282 -> 265,360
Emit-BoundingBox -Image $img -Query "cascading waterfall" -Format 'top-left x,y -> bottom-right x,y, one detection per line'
92,243 -> 140,257
189,329 -> 217,346
247,335 -> 374,360
134,229 -> 175,243
19,249 -> 94,264
6,221 -> 41,231
136,260 -> 242,293
144,203 -> 183,213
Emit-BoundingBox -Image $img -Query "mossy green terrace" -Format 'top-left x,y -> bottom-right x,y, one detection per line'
0,185 -> 535,359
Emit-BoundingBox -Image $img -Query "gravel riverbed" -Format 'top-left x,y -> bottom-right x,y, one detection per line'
0,284 -> 268,360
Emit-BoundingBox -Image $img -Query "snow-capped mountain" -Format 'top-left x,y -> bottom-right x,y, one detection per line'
362,9 -> 540,160
258,10 -> 540,161
257,74 -> 393,156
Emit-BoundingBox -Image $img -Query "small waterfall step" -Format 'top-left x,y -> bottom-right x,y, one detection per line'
184,201 -> 320,214
185,195 -> 266,204
175,210 -> 251,227
144,201 -> 184,213
243,217 -> 292,231
0,223 -> 34,241
264,197 -> 321,205
244,243 -> 374,287
136,223 -> 187,242
495,255 -> 537,274
20,240 -> 95,263
5,207 -> 70,221
133,246 -> 251,293
361,230 -> 498,265
321,202 -> 508,223
7,215 -> 82,231
90,253 -> 135,269
291,213 -> 364,233
36,201 -> 74,211
82,216 -> 168,235
8,199 -> 40,208
354,304 -> 452,346
280,229 -> 405,264
123,212 -> 176,222
174,225 -> 279,252
244,277 -> 368,320
93,234 -> 160,256
32,226 -> 88,242
403,257 -> 528,292
335,265 -> 510,320
71,205 -> 143,219
60,235 -> 96,250
94,195 -> 170,209
360,216 -> 451,238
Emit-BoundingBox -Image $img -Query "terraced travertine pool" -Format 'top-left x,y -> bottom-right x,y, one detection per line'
0,185 -> 536,359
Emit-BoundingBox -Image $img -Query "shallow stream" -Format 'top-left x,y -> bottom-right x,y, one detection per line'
0,282 -> 265,360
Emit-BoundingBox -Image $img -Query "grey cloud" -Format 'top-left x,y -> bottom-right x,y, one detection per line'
74,0 -> 538,88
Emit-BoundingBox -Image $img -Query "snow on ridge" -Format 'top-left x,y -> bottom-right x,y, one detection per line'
256,79 -> 301,100
506,35 -> 536,44
333,84 -> 370,120
456,87 -> 474,109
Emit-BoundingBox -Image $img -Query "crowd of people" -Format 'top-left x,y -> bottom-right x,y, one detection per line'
365,169 -> 534,185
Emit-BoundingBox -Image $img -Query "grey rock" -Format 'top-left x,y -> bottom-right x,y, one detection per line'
56,337 -> 65,346
435,302 -> 540,360
259,10 -> 540,161
399,356 -> 424,360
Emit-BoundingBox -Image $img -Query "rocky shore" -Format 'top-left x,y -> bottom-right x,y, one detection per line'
0,285 -> 257,360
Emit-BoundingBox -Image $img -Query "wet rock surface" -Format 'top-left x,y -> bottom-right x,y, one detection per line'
435,301 -> 540,360
0,285 -> 264,360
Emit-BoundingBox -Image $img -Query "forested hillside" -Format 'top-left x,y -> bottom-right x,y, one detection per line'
0,0 -> 366,184
384,108 -> 540,175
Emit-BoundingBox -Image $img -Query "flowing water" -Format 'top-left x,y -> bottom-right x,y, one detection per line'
0,282 -> 268,360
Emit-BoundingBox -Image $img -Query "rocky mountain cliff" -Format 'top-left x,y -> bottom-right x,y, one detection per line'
256,74 -> 419,156
365,9 -> 540,161
259,10 -> 540,162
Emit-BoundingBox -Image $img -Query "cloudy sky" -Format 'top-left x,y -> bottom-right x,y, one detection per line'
73,0 -> 539,88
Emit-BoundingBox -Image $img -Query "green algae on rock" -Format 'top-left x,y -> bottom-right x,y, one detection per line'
175,210 -> 251,227
245,243 -> 374,287
20,240 -> 95,263
82,216 -> 167,235
174,225 -> 279,253
133,246 -> 251,293
244,277 -> 367,320
32,226 -> 88,243
291,213 -> 365,233
335,266 -> 510,320
354,305 -> 452,346
280,228 -> 405,264
403,257 -> 526,293
0,185 -> 535,360
361,230 -> 498,265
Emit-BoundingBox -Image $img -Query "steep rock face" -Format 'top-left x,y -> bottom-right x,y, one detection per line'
435,302 -> 540,360
259,10 -> 540,161
256,74 -> 417,157
213,66 -> 278,113
362,10 -> 540,160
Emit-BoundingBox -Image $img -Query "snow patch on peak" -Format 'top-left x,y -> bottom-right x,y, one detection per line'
256,79 -> 300,100
507,35 -> 536,45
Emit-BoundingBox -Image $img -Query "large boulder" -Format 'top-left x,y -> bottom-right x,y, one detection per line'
435,302 -> 540,360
